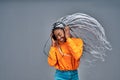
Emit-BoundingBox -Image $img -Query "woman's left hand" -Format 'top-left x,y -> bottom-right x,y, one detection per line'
64,26 -> 71,38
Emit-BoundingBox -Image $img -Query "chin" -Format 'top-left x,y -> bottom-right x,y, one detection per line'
61,39 -> 66,42
58,38 -> 66,43
59,40 -> 65,43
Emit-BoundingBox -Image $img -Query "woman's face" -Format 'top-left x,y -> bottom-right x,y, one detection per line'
53,29 -> 66,43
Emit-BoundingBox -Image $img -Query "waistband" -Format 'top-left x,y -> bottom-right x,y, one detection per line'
56,69 -> 78,72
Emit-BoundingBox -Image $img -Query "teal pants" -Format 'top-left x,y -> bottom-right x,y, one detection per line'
54,69 -> 79,80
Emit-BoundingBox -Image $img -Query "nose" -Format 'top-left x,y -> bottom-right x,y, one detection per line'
57,36 -> 61,39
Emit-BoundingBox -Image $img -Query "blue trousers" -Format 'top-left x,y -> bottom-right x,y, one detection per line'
54,69 -> 79,80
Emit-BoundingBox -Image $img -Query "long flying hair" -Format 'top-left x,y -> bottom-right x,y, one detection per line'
43,13 -> 112,63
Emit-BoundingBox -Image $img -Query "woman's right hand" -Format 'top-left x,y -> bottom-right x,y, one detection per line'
50,33 -> 57,47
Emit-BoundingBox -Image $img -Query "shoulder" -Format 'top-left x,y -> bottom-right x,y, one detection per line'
71,37 -> 84,45
71,37 -> 83,42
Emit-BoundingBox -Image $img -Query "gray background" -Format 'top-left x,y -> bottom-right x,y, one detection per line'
0,0 -> 120,80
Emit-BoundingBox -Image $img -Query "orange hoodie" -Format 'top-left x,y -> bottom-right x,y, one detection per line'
48,37 -> 83,70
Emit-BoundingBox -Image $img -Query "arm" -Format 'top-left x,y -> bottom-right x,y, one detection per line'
48,32 -> 58,66
64,26 -> 83,61
48,46 -> 57,66
67,38 -> 83,61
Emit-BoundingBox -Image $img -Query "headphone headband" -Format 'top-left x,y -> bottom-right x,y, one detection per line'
53,22 -> 66,28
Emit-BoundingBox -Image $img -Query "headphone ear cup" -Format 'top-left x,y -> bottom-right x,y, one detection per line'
52,34 -> 56,40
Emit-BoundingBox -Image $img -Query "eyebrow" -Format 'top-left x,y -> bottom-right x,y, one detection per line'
58,33 -> 61,35
55,32 -> 61,37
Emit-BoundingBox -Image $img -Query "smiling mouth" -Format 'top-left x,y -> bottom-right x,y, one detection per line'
60,38 -> 64,41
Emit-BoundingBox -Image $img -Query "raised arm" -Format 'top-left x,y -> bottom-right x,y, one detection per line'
64,26 -> 83,61
67,38 -> 83,61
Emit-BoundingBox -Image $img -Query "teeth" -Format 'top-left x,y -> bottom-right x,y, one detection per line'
60,38 -> 63,41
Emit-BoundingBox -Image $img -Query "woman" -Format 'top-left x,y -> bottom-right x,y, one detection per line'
48,22 -> 83,80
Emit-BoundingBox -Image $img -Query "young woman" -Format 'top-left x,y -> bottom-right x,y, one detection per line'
48,22 -> 83,80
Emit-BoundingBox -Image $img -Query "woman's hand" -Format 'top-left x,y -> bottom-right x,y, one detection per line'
64,26 -> 71,38
50,33 -> 57,47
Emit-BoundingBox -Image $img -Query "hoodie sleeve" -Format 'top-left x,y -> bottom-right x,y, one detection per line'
66,38 -> 83,61
48,47 -> 57,66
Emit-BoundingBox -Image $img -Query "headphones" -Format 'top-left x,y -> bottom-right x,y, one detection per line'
52,22 -> 66,40
53,22 -> 66,28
